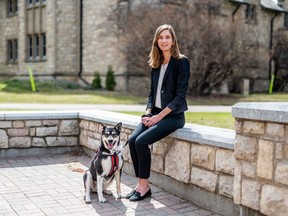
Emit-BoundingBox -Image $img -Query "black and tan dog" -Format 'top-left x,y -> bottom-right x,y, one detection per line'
83,122 -> 124,203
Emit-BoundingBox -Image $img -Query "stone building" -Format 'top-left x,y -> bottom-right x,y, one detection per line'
0,0 -> 287,93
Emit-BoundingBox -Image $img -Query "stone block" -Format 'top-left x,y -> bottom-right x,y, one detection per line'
284,145 -> 288,160
215,149 -> 234,174
151,154 -> 164,174
191,144 -> 215,170
87,136 -> 100,150
242,161 -> 256,178
152,138 -> 172,155
46,137 -> 78,146
219,175 -> 234,198
266,123 -> 285,137
42,120 -> 58,126
89,122 -> 98,131
164,141 -> 190,183
0,130 -> 8,148
36,127 -> 57,136
241,179 -> 260,210
234,135 -> 257,162
32,138 -> 47,147
0,121 -> 12,128
235,119 -> 242,134
261,185 -> 288,216
233,160 -> 242,204
10,137 -> 31,148
8,128 -> 29,136
191,167 -> 218,192
275,162 -> 288,186
79,120 -> 89,129
25,120 -> 42,127
276,143 -> 283,160
13,121 -> 25,128
122,144 -> 131,162
59,120 -> 79,135
257,139 -> 273,180
243,121 -> 264,135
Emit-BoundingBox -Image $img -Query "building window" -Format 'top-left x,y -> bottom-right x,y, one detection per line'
42,33 -> 46,58
27,34 -> 46,61
7,0 -> 18,16
245,4 -> 256,24
26,0 -> 46,7
284,13 -> 288,29
26,0 -> 46,61
279,49 -> 288,69
7,39 -> 18,64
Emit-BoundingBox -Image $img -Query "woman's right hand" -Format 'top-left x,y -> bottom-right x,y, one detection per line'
141,117 -> 151,127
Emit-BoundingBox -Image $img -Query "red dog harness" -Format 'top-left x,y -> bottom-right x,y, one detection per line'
93,150 -> 119,177
108,153 -> 119,177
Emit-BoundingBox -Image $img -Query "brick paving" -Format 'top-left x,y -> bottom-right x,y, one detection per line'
0,152 -> 220,216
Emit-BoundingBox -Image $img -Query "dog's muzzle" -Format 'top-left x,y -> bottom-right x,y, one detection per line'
106,140 -> 115,149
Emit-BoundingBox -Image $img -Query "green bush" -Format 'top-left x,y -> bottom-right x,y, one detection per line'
91,71 -> 102,89
105,65 -> 116,91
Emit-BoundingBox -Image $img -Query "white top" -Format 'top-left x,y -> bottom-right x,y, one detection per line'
155,63 -> 168,109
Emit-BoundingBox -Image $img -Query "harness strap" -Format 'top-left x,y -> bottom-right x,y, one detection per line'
108,153 -> 119,177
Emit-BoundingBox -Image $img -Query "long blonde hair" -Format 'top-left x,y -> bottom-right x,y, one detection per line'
148,24 -> 183,68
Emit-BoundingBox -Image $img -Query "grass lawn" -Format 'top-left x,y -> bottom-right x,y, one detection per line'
0,79 -> 286,129
1,79 -> 288,105
120,111 -> 234,129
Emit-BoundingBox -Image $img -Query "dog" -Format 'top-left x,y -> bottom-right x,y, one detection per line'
83,122 -> 124,203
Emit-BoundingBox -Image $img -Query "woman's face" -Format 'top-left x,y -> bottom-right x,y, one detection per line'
157,29 -> 173,53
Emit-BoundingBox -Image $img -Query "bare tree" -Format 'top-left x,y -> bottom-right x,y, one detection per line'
111,0 -> 249,95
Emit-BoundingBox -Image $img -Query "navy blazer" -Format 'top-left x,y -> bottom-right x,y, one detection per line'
146,56 -> 190,115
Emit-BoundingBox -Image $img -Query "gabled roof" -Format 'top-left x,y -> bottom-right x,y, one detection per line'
260,0 -> 288,13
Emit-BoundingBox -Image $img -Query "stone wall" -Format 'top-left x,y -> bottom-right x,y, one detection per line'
0,110 -> 237,215
1,104 -> 288,216
232,102 -> 288,216
0,118 -> 79,149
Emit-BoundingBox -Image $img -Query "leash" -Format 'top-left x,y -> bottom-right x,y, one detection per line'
123,140 -> 129,148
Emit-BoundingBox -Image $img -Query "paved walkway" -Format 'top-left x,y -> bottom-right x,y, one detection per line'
0,103 -> 232,112
0,152 -> 220,216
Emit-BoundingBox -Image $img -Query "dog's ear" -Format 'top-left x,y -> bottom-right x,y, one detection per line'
100,123 -> 106,132
115,122 -> 122,132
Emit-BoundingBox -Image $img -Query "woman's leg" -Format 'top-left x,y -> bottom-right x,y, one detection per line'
128,123 -> 148,178
131,114 -> 184,198
135,114 -> 185,179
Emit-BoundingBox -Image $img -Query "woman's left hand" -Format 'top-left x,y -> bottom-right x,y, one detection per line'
146,115 -> 162,127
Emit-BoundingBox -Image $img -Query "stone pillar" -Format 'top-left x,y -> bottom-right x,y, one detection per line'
241,79 -> 250,96
232,102 -> 288,216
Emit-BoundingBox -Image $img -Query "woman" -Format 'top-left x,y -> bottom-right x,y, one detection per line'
125,24 -> 190,201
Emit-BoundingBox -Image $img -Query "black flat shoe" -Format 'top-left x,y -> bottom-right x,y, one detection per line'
124,190 -> 136,199
129,189 -> 151,202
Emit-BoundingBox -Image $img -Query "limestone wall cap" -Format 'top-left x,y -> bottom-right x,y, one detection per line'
232,102 -> 288,123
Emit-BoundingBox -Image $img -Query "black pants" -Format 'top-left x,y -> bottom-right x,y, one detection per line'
128,110 -> 185,179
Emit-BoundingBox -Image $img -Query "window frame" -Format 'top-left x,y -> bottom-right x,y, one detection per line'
26,34 -> 47,62
7,0 -> 18,17
278,48 -> 288,70
284,13 -> 288,30
245,4 -> 257,24
26,0 -> 47,62
7,39 -> 18,64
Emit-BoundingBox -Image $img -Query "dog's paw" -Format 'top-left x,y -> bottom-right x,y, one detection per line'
99,197 -> 107,203
103,190 -> 113,195
83,195 -> 92,204
116,194 -> 124,199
